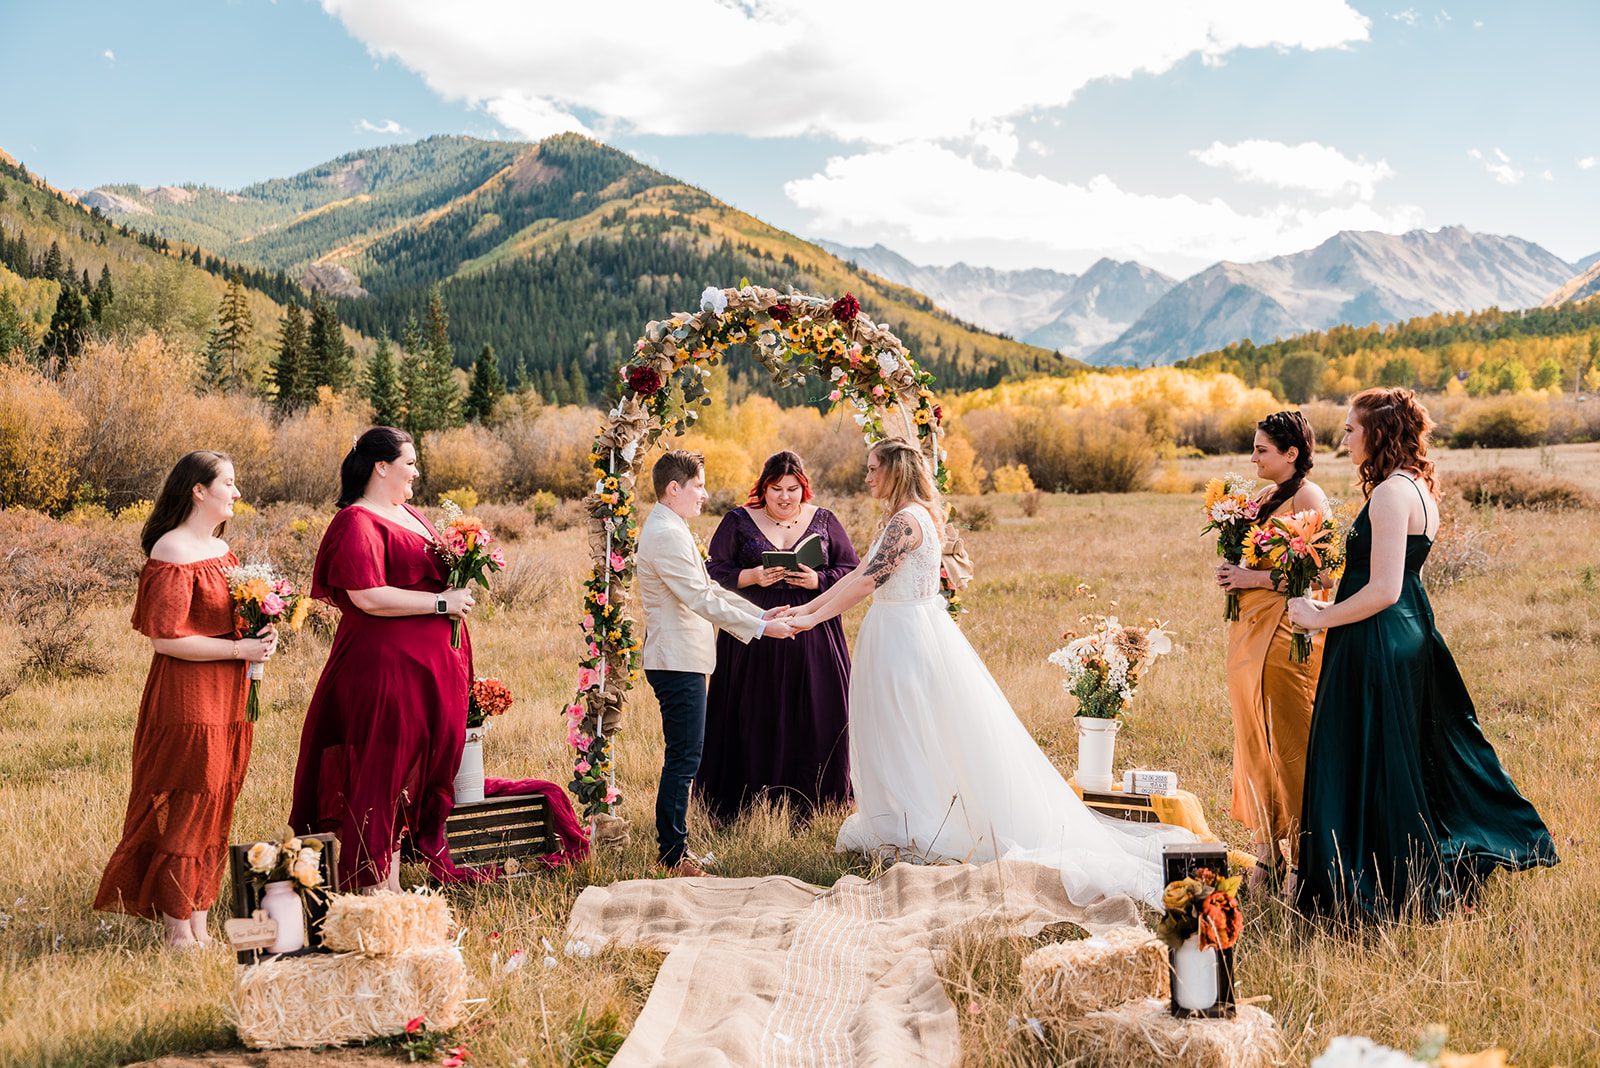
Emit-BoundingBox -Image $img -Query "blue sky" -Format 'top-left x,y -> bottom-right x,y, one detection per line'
2,0 -> 1593,278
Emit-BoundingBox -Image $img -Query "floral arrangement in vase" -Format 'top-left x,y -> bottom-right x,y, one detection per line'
1047,615 -> 1173,720
1158,864 -> 1243,1015
466,676 -> 514,730
243,830 -> 327,954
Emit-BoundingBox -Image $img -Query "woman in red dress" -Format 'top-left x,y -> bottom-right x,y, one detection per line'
95,451 -> 278,947
290,427 -> 477,891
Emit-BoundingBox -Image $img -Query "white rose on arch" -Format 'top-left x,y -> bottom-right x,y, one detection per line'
700,286 -> 728,316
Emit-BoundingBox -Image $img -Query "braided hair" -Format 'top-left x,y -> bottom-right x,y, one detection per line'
1255,410 -> 1316,520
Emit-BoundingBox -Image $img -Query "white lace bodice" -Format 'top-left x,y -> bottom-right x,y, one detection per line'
870,506 -> 942,603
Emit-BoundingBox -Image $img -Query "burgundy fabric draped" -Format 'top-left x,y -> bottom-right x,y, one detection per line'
290,504 -> 471,891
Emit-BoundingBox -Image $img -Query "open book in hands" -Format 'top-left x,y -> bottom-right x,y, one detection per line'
761,533 -> 824,572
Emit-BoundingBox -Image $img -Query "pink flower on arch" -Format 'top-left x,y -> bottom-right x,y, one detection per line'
871,385 -> 886,398
609,552 -> 626,572
575,735 -> 591,753
575,760 -> 592,776
594,592 -> 609,607
577,666 -> 600,691
582,613 -> 595,631
565,703 -> 585,722
604,785 -> 620,803
828,389 -> 842,402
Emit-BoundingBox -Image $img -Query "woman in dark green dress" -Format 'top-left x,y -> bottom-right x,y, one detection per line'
1287,388 -> 1557,921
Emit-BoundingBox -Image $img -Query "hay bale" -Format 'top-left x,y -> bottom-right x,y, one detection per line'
1055,997 -> 1287,1068
1020,927 -> 1168,1019
319,890 -> 453,954
232,947 -> 470,1049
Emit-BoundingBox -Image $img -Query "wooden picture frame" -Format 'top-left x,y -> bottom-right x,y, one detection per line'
227,833 -> 339,966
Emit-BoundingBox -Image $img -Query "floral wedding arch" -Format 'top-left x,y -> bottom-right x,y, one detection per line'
562,284 -> 974,821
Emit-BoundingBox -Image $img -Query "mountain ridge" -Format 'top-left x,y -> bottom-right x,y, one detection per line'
1092,226 -> 1575,366
84,135 -> 1062,396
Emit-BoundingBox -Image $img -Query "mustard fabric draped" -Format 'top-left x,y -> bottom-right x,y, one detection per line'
1225,586 -> 1323,856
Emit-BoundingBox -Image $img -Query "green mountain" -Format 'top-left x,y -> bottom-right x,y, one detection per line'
84,135 -> 1065,398
0,149 -> 308,376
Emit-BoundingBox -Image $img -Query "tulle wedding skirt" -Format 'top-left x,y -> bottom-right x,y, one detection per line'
837,595 -> 1190,909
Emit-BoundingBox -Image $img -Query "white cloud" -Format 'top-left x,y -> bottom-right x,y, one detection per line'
320,0 -> 1370,146
1468,146 -> 1524,185
972,122 -> 1019,168
101,49 -> 115,62
1542,169 -> 1554,181
785,142 -> 1424,274
1389,8 -> 1420,25
356,118 -> 409,135
1578,157 -> 1597,170
1193,139 -> 1393,201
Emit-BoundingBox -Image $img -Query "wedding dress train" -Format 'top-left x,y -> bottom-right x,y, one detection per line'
837,506 -> 1192,909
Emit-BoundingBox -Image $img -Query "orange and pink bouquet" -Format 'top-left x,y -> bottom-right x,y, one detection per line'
1248,509 -> 1337,663
434,499 -> 507,649
225,562 -> 310,722
1156,865 -> 1244,952
1201,474 -> 1261,621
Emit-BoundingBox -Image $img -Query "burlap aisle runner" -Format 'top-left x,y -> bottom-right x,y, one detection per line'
564,860 -> 1141,1067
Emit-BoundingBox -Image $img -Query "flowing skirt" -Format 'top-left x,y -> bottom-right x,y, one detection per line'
837,596 -> 1191,909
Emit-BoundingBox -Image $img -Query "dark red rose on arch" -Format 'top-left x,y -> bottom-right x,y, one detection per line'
769,302 -> 792,324
934,405 -> 944,423
831,293 -> 860,322
627,364 -> 663,396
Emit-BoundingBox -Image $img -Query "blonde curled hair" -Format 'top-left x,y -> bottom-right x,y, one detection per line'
869,439 -> 941,535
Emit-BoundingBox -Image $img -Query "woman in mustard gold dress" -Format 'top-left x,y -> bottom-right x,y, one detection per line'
1215,411 -> 1327,885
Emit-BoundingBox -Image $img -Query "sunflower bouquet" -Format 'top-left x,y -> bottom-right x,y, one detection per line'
1156,865 -> 1244,952
434,499 -> 507,649
226,563 -> 311,722
1248,508 -> 1337,663
1201,474 -> 1261,621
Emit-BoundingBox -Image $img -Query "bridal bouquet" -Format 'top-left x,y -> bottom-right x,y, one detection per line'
434,499 -> 507,649
1248,509 -> 1337,663
1047,615 -> 1173,719
226,563 -> 311,722
1201,474 -> 1260,621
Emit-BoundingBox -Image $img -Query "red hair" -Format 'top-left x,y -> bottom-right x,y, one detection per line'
746,450 -> 813,508
1349,387 -> 1438,498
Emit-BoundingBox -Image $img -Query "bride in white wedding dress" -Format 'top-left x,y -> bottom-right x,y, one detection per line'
787,440 -> 1192,910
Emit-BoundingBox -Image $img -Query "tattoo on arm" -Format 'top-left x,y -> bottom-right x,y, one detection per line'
864,514 -> 918,588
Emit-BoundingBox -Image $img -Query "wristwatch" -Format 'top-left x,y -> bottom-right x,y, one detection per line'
435,596 -> 448,615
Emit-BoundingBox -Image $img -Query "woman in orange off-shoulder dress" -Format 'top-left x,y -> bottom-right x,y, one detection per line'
94,452 -> 277,948
1214,412 -> 1327,886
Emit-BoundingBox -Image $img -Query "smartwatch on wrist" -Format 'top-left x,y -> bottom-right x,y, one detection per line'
435,595 -> 448,615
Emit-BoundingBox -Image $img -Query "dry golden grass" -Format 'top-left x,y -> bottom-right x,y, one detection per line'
2,444 -> 1598,1066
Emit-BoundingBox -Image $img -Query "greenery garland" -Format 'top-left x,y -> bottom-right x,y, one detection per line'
563,284 -> 972,820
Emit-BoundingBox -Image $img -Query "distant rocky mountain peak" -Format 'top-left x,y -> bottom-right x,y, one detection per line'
815,241 -> 1174,358
1091,226 -> 1576,366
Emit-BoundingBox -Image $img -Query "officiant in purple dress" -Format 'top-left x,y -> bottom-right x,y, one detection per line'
698,451 -> 858,823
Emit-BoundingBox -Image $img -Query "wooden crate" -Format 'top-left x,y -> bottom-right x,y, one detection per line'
445,793 -> 559,867
1080,788 -> 1163,824
227,832 -> 339,966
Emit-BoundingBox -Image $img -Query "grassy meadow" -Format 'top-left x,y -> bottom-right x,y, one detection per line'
2,443 -> 1598,1067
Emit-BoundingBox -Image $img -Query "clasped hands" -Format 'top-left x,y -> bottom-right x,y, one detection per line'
760,604 -> 817,640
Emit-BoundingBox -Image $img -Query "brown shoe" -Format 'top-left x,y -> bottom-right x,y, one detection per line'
660,857 -> 712,878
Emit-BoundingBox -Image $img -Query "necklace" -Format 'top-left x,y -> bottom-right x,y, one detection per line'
771,510 -> 802,529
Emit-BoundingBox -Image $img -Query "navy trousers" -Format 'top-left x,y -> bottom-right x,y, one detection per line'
645,669 -> 707,867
